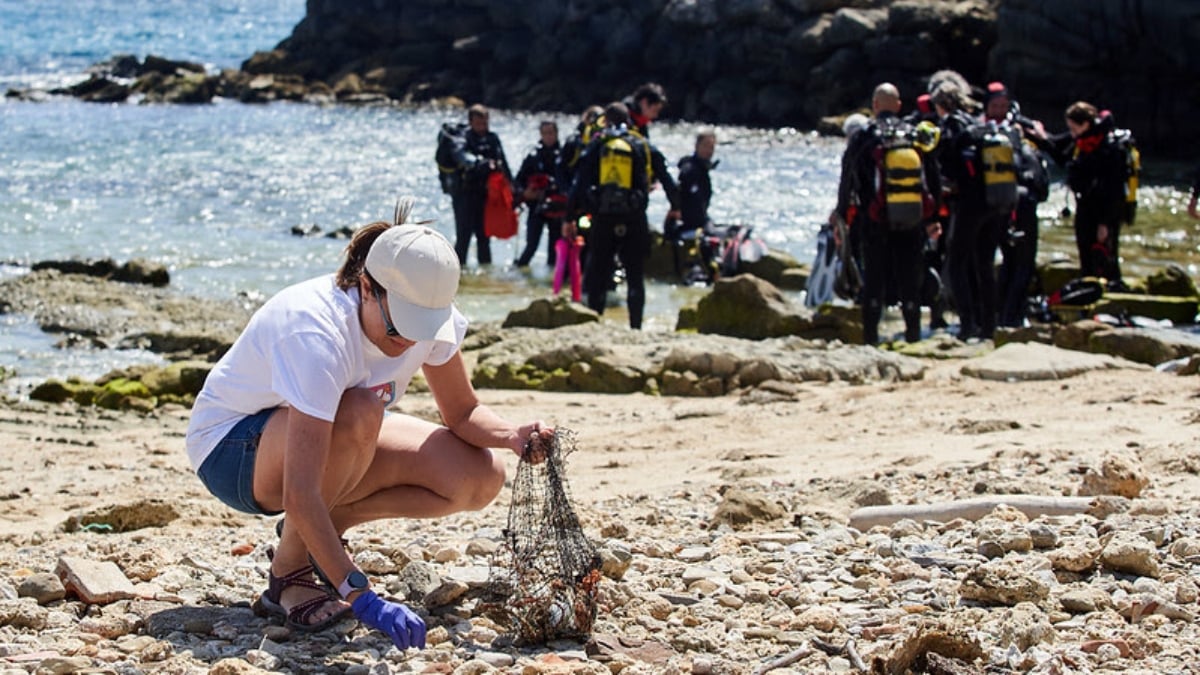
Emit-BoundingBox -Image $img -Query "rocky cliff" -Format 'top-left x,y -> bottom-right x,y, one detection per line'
244,0 -> 1198,154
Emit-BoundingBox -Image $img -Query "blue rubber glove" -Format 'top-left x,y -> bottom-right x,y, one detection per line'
351,589 -> 426,650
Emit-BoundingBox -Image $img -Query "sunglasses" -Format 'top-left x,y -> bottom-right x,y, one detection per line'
371,286 -> 402,338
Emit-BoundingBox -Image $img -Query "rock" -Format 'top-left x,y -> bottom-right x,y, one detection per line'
16,573 -> 65,605
1078,453 -> 1150,498
354,549 -> 394,575
78,614 -> 138,639
209,658 -> 274,674
501,297 -> 599,329
883,620 -> 985,675
31,656 -> 93,675
0,599 -> 50,630
1052,319 -> 1113,352
112,258 -> 170,287
994,602 -> 1055,650
1094,294 -> 1199,326
960,342 -> 1143,381
393,561 -> 441,602
584,633 -> 676,664
0,267 -> 252,362
793,605 -> 840,632
598,544 -> 632,580
958,560 -> 1050,605
1099,531 -> 1160,578
1089,327 -> 1200,366
62,499 -> 179,533
692,275 -> 811,340
711,488 -> 787,528
1046,537 -> 1100,573
465,538 -> 499,557
422,579 -> 469,608
55,557 -> 137,605
1027,523 -> 1060,549
1059,587 -> 1110,614
975,516 -> 1033,554
1144,264 -> 1200,298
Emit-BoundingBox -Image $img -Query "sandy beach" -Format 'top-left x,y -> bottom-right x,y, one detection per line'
3,355 -> 1200,673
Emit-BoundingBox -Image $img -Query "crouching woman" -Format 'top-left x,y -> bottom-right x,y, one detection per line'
185,197 -> 553,649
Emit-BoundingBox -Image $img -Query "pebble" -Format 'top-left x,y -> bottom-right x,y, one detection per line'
3,451 -> 1200,673
16,573 -> 65,605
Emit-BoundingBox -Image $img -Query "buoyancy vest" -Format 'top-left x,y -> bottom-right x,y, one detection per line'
435,122 -> 469,194
869,117 -> 933,229
978,121 -> 1019,211
592,130 -> 646,217
1109,128 -> 1140,206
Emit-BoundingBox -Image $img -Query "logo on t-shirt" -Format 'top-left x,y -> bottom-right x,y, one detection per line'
371,381 -> 397,405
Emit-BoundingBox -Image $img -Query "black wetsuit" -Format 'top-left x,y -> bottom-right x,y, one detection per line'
625,104 -> 681,213
513,140 -> 566,267
835,111 -> 941,345
567,126 -> 652,329
673,153 -> 719,281
1038,115 -> 1128,280
940,111 -> 1021,340
997,112 -> 1051,327
452,128 -> 511,266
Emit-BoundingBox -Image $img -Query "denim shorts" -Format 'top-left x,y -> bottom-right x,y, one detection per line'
197,409 -> 283,516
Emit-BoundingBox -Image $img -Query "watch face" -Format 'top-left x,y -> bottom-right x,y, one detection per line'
348,571 -> 369,589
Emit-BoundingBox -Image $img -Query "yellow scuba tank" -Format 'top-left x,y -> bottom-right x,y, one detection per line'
980,122 -> 1018,210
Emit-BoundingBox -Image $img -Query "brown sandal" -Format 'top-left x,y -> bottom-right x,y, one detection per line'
252,565 -> 351,632
274,517 -> 349,594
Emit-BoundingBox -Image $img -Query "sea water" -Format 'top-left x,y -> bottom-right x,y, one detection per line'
1,0 -> 1196,394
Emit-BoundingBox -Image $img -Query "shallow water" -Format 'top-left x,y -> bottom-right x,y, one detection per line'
3,0 -> 1199,395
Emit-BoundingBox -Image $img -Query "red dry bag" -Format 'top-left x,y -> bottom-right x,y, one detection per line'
484,171 -> 518,239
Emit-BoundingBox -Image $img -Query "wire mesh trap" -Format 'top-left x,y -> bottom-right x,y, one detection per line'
484,428 -> 602,645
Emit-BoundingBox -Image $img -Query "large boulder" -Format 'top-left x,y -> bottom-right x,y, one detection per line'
502,297 -> 599,329
691,275 -> 811,340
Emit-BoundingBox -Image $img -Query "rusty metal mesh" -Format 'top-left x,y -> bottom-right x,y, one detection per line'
485,428 -> 602,645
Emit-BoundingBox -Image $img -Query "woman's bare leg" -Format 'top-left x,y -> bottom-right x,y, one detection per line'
329,412 -> 507,531
250,389 -> 388,623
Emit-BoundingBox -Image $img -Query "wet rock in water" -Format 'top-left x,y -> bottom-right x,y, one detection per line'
502,297 -> 599,329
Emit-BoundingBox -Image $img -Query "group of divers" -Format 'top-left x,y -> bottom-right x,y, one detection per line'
435,82 -> 751,330
435,74 -> 1160,343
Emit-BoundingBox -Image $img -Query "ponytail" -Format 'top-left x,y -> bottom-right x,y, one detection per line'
336,221 -> 389,289
335,197 -> 423,290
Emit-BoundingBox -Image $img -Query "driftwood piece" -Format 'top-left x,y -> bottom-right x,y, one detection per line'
847,495 -> 1123,531
753,646 -> 814,675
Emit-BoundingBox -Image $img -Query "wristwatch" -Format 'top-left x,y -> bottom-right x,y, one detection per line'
338,570 -> 369,600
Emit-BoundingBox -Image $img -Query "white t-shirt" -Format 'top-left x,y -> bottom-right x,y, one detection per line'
185,274 -> 467,472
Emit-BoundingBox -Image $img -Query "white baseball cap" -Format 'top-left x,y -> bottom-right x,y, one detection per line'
364,225 -> 460,342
